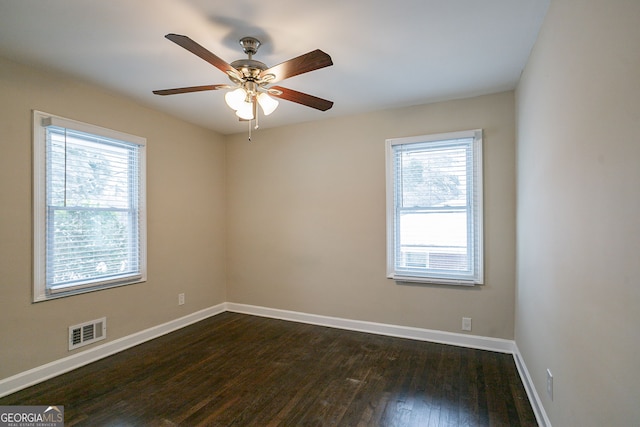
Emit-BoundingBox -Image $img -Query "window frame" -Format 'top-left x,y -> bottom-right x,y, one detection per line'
33,110 -> 147,302
385,129 -> 484,286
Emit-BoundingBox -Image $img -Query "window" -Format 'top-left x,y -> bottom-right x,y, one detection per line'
33,111 -> 146,301
386,129 -> 483,285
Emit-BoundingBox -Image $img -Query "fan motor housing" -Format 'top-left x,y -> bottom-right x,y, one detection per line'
230,59 -> 267,81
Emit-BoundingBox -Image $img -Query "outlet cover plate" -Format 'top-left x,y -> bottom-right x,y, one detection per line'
462,317 -> 472,331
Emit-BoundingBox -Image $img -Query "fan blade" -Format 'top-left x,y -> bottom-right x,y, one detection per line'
165,33 -> 240,78
270,86 -> 333,111
153,84 -> 229,96
260,50 -> 332,84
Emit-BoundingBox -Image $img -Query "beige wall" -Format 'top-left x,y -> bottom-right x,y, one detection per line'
516,0 -> 640,425
226,92 -> 517,339
0,57 -> 227,379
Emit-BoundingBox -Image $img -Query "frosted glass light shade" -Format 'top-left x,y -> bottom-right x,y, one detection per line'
235,101 -> 254,120
225,88 -> 247,111
257,93 -> 279,116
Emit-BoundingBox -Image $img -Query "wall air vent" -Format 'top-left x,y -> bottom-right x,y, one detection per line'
69,317 -> 106,350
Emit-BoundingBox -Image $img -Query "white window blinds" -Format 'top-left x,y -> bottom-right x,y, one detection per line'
33,111 -> 146,301
386,130 -> 483,285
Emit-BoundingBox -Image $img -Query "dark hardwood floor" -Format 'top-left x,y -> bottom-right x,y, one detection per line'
0,312 -> 537,426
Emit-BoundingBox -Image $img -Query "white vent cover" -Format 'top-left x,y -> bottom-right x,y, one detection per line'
69,317 -> 106,350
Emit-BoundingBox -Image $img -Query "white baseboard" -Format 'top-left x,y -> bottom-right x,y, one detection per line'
513,343 -> 552,427
225,302 -> 515,353
0,301 -> 550,427
0,303 -> 226,398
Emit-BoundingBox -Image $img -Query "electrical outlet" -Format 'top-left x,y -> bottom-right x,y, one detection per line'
462,317 -> 472,331
178,293 -> 185,305
546,369 -> 553,400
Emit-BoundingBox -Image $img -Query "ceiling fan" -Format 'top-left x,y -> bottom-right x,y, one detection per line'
153,34 -> 334,123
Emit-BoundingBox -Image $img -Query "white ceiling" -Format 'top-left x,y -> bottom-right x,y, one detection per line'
0,0 -> 549,135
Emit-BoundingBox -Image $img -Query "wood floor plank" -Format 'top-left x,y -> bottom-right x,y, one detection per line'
0,312 -> 536,426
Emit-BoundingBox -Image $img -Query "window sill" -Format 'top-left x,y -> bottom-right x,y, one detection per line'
34,276 -> 146,303
388,274 -> 478,286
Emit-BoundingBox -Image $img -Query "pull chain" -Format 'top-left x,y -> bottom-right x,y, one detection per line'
248,100 -> 260,142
